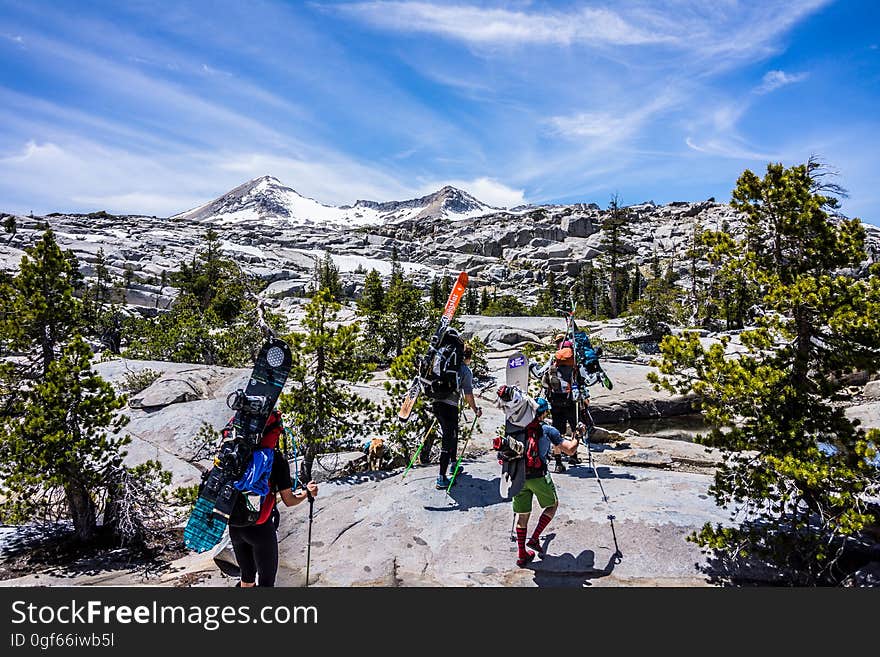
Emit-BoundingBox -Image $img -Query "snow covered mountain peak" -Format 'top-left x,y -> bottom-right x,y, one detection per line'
171,176 -> 502,227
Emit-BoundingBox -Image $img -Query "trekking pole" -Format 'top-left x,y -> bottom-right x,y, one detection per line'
581,402 -> 592,470
402,420 -> 437,479
607,514 -> 623,562
583,405 -> 607,502
447,414 -> 478,493
304,487 -> 314,587
509,513 -> 516,542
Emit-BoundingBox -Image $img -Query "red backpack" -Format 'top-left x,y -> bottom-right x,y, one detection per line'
495,419 -> 545,476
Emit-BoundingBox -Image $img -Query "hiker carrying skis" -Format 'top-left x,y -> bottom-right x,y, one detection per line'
512,397 -> 584,567
224,410 -> 319,587
422,333 -> 482,489
531,333 -> 587,472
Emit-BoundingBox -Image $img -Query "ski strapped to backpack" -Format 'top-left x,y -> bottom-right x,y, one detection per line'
423,330 -> 465,400
398,271 -> 468,422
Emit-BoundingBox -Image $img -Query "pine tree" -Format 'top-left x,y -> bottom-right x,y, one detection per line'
3,214 -> 16,240
315,251 -> 343,300
389,246 -> 403,287
4,230 -> 80,377
685,220 -> 708,323
479,288 -> 490,312
175,230 -> 250,322
700,229 -> 754,330
0,231 -> 168,544
279,289 -> 380,482
358,269 -> 385,315
624,277 -> 682,337
465,287 -> 479,315
532,269 -> 560,316
357,269 -> 387,362
577,264 -> 599,317
440,275 -> 451,302
599,195 -> 633,318
382,270 -> 430,357
616,266 -> 632,314
651,162 -> 880,584
82,248 -> 123,353
429,277 -> 443,309
0,337 -> 130,542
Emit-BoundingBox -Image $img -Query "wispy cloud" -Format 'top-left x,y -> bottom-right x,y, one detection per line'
329,2 -> 673,47
685,137 -> 780,161
756,69 -> 809,94
331,0 -> 833,68
546,93 -> 680,146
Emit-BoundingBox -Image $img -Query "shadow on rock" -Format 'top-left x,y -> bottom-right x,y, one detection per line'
528,542 -> 622,587
564,464 -> 636,481
328,470 -> 398,486
424,468 -> 509,512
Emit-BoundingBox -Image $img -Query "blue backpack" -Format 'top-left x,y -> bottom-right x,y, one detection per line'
573,331 -> 601,374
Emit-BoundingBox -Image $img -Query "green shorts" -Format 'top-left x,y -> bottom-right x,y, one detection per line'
512,473 -> 558,514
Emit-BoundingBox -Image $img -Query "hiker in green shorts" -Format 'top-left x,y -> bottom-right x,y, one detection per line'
512,397 -> 583,567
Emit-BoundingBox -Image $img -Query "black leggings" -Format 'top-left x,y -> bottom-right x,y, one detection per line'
551,403 -> 578,463
229,519 -> 278,587
551,403 -> 578,435
432,402 -> 460,475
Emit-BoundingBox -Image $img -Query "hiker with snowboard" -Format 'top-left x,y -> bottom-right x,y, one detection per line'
508,397 -> 583,567
225,410 -> 319,587
420,331 -> 482,489
531,333 -> 587,472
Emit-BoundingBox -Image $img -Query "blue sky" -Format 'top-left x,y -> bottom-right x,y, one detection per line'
0,0 -> 877,224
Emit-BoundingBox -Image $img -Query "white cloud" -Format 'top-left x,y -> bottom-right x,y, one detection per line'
331,0 -> 832,68
330,2 -> 673,47
0,139 -> 424,216
757,69 -> 809,94
547,112 -> 626,140
0,140 -> 210,215
685,136 -> 779,161
419,177 -> 526,208
546,93 -> 681,146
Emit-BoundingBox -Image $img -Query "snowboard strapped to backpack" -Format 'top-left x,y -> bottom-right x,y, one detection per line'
422,331 -> 465,399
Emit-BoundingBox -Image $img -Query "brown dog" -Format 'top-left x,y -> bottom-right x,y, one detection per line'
367,438 -> 385,471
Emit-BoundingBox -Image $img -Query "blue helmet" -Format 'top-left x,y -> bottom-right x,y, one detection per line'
535,397 -> 550,414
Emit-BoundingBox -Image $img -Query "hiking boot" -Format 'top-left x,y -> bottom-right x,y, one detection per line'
568,455 -> 581,465
554,461 -> 566,473
516,550 -> 536,568
435,475 -> 451,489
526,538 -> 545,555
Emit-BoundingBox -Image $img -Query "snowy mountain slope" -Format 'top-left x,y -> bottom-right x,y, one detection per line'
171,176 -> 504,227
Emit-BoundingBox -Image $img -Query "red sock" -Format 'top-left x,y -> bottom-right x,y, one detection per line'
515,527 -> 529,559
530,511 -> 553,543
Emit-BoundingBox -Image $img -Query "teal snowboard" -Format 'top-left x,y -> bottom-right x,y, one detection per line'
184,337 -> 292,553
